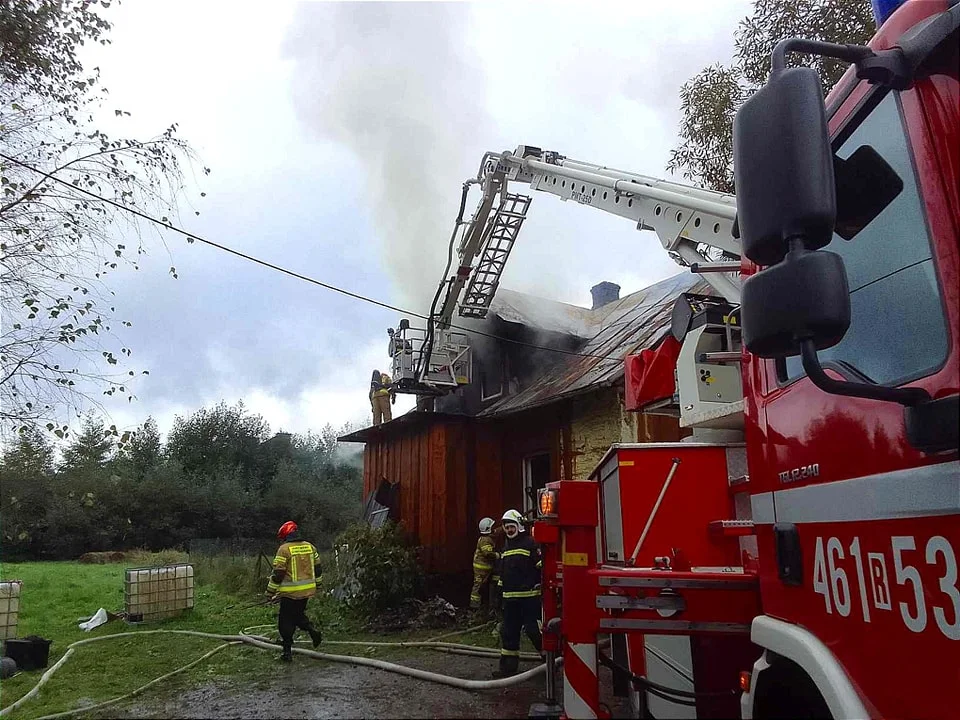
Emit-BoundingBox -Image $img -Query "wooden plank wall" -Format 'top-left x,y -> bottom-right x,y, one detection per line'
359,419 -> 469,577
356,395 -> 688,581
498,406 -> 563,512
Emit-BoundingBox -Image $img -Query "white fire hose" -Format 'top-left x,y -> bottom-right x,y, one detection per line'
1,626 -> 552,720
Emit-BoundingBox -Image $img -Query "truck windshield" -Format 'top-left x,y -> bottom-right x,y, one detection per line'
781,90 -> 949,386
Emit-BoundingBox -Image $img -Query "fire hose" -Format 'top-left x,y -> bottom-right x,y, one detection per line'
597,650 -> 737,708
1,627 -> 552,719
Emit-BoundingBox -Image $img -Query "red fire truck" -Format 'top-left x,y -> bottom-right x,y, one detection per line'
529,1 -> 958,717
386,0 -> 957,716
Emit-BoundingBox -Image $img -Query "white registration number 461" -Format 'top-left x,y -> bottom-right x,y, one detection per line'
812,534 -> 960,640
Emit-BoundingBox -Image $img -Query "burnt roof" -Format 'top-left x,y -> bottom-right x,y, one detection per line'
480,272 -> 708,417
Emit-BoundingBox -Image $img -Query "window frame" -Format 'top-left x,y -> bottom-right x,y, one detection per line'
521,452 -> 551,514
774,85 -> 951,390
480,353 -> 504,402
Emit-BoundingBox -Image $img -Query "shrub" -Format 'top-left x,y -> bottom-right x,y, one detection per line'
192,554 -> 271,597
335,521 -> 423,616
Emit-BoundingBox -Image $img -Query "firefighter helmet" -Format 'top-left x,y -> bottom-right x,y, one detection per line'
277,520 -> 298,540
478,517 -> 495,535
501,509 -> 525,531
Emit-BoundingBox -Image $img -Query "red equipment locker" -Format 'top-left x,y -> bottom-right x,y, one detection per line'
592,442 -> 747,569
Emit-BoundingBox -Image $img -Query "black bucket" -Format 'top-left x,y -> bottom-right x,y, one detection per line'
3,636 -> 52,671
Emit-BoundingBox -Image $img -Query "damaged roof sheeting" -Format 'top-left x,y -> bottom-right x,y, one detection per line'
480,272 -> 708,417
488,288 -> 595,340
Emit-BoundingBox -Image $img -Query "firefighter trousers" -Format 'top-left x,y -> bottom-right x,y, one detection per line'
372,395 -> 392,425
499,596 -> 542,674
278,597 -> 318,651
470,567 -> 493,610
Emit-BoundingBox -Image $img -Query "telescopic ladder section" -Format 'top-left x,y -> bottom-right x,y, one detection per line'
459,192 -> 532,319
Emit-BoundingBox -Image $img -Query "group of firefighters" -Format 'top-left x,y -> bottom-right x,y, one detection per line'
471,509 -> 544,678
265,510 -> 542,678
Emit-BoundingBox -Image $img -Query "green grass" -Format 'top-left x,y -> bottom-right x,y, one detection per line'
0,558 -> 496,719
0,557 -> 352,719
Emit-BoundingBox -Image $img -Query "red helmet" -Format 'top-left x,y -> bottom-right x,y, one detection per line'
277,521 -> 298,540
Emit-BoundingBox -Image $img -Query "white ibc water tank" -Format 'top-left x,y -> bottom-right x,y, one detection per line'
124,564 -> 194,622
0,581 -> 22,640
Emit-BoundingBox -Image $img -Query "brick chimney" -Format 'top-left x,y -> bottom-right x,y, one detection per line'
590,281 -> 621,310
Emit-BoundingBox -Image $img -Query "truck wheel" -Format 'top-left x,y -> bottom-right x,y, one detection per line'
752,656 -> 832,720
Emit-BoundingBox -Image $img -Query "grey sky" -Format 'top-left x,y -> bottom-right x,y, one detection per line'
77,0 -> 750,438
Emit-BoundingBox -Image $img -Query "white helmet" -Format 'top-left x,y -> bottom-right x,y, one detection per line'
478,517 -> 495,535
501,509 -> 525,532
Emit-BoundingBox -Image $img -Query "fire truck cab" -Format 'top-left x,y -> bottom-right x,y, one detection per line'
738,1 -> 959,717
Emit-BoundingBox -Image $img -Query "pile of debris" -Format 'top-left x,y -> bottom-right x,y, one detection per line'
365,596 -> 460,633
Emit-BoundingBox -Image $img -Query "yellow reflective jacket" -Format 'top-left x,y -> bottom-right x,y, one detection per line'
373,373 -> 392,397
266,540 -> 320,599
473,535 -> 497,573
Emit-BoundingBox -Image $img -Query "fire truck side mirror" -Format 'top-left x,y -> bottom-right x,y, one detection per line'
741,250 -> 850,359
733,66 -> 835,267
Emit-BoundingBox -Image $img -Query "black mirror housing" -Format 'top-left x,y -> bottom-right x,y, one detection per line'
742,250 -> 851,359
734,68 -> 836,267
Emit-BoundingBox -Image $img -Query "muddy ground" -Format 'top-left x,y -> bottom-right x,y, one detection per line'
114,651 -> 549,719
111,649 -> 632,719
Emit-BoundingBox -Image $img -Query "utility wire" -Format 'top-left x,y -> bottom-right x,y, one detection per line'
0,152 -> 626,363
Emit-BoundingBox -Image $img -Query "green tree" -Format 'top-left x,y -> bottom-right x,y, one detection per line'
166,401 -> 270,486
60,411 -> 114,472
0,425 -> 54,556
0,0 -> 204,431
667,0 -> 875,193
119,416 -> 162,476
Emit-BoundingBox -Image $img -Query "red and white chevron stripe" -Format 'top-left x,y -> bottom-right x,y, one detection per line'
563,642 -> 601,719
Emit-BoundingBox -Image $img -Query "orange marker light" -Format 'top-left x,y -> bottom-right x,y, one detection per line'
739,671 -> 751,693
538,489 -> 558,517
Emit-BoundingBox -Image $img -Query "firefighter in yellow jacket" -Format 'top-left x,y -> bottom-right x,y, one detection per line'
470,517 -> 498,613
266,521 -> 323,661
370,369 -> 395,425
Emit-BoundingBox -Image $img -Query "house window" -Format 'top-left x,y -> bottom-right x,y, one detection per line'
480,353 -> 504,401
522,453 -> 551,514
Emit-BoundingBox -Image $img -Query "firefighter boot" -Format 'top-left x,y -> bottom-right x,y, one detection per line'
492,654 -> 519,679
280,642 -> 293,662
310,628 -> 323,648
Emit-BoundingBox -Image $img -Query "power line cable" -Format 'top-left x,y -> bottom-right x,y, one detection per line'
0,152 -> 629,363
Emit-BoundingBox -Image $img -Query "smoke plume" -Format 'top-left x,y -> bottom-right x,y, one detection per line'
284,3 -> 493,313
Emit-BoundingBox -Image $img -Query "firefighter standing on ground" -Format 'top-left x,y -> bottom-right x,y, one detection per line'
494,509 -> 543,678
370,369 -> 395,425
470,517 -> 498,614
266,521 -> 323,662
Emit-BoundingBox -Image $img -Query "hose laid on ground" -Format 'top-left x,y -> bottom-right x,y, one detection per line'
239,624 -> 542,661
32,643 -> 240,720
2,628 -> 551,719
0,631 -> 240,718
425,622 -> 493,642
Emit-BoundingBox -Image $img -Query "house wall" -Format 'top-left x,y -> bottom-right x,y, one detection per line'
357,387 -> 686,597
362,419 -> 477,579
498,406 -> 564,512
569,387 -> 626,480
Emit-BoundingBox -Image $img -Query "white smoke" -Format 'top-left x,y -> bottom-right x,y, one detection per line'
283,3 -> 493,313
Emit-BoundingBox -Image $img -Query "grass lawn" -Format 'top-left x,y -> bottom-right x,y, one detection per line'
0,558 -> 507,719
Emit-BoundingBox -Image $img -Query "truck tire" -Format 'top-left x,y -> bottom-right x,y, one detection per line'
752,656 -> 832,720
